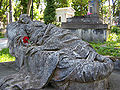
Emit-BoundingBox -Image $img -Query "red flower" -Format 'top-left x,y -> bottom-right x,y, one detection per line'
23,36 -> 29,43
87,12 -> 93,15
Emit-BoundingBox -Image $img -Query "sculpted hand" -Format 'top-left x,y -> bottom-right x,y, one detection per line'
25,46 -> 38,56
95,54 -> 115,62
25,46 -> 43,56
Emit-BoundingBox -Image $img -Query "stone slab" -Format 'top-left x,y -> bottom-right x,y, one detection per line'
62,22 -> 108,29
0,62 -> 119,90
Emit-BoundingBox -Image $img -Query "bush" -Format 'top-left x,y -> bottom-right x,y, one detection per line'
0,48 -> 15,62
52,22 -> 61,27
108,26 -> 120,42
43,0 -> 56,24
90,41 -> 120,57
111,26 -> 120,34
107,33 -> 118,41
0,32 -> 5,38
117,34 -> 120,42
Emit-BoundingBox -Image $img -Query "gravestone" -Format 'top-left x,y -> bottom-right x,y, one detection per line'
88,0 -> 99,15
0,14 -> 114,90
62,0 -> 108,42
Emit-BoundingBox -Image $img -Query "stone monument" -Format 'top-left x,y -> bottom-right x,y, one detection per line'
0,14 -> 114,90
88,0 -> 99,15
62,0 -> 108,42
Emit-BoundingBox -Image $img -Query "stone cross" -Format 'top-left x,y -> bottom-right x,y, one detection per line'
88,0 -> 99,15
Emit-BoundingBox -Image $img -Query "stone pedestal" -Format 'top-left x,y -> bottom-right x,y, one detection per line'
68,79 -> 109,90
61,15 -> 108,42
0,14 -> 114,90
0,61 -> 111,90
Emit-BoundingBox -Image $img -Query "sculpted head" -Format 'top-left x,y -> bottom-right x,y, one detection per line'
19,14 -> 31,24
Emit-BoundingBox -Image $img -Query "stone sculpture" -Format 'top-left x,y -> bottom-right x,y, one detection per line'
0,14 -> 114,90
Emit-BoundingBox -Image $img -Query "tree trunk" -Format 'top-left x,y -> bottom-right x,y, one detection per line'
108,0 -> 111,25
0,0 -> 3,10
9,0 -> 12,23
27,0 -> 32,16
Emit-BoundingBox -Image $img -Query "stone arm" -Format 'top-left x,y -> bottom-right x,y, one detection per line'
6,22 -> 31,68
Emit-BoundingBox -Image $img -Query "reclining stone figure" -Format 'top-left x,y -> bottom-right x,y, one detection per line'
0,14 -> 114,90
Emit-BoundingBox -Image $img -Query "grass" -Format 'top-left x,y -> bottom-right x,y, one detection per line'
90,41 -> 120,57
0,36 -> 5,38
0,32 -> 5,38
0,48 -> 15,62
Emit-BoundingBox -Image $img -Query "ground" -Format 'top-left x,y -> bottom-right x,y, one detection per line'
0,38 -> 8,50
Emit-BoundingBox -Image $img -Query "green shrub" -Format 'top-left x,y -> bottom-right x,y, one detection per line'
90,41 -> 120,57
107,33 -> 118,41
117,34 -> 120,42
52,22 -> 61,27
111,26 -> 120,34
0,32 -> 5,38
43,0 -> 56,24
0,48 -> 15,62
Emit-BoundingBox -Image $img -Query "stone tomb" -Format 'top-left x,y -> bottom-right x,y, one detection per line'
0,14 -> 114,90
62,0 -> 108,42
62,15 -> 108,42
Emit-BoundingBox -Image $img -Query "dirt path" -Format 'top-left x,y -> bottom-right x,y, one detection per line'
0,38 -> 8,50
109,70 -> 120,90
0,62 -> 18,79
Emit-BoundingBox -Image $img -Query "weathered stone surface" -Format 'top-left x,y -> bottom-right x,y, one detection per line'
69,29 -> 107,42
0,14 -> 114,90
0,62 -> 18,79
113,59 -> 120,70
61,15 -> 108,42
1,62 -> 120,90
108,70 -> 120,90
62,15 -> 107,29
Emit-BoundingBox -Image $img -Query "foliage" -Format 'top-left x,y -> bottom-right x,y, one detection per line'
43,0 -> 56,24
112,0 -> 120,17
0,32 -> 5,38
0,48 -> 15,62
52,22 -> 61,27
21,0 -> 29,14
55,0 -> 69,8
107,33 -> 118,41
99,0 -> 107,17
72,0 -> 88,16
0,0 -> 9,29
90,41 -> 120,57
13,0 -> 22,21
102,5 -> 109,23
30,3 -> 43,20
108,26 -> 120,42
117,34 -> 120,42
33,0 -> 41,9
111,26 -> 120,34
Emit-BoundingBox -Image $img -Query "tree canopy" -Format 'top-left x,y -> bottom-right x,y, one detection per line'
0,0 -> 120,26
0,0 -> 9,28
43,0 -> 56,24
72,0 -> 88,16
